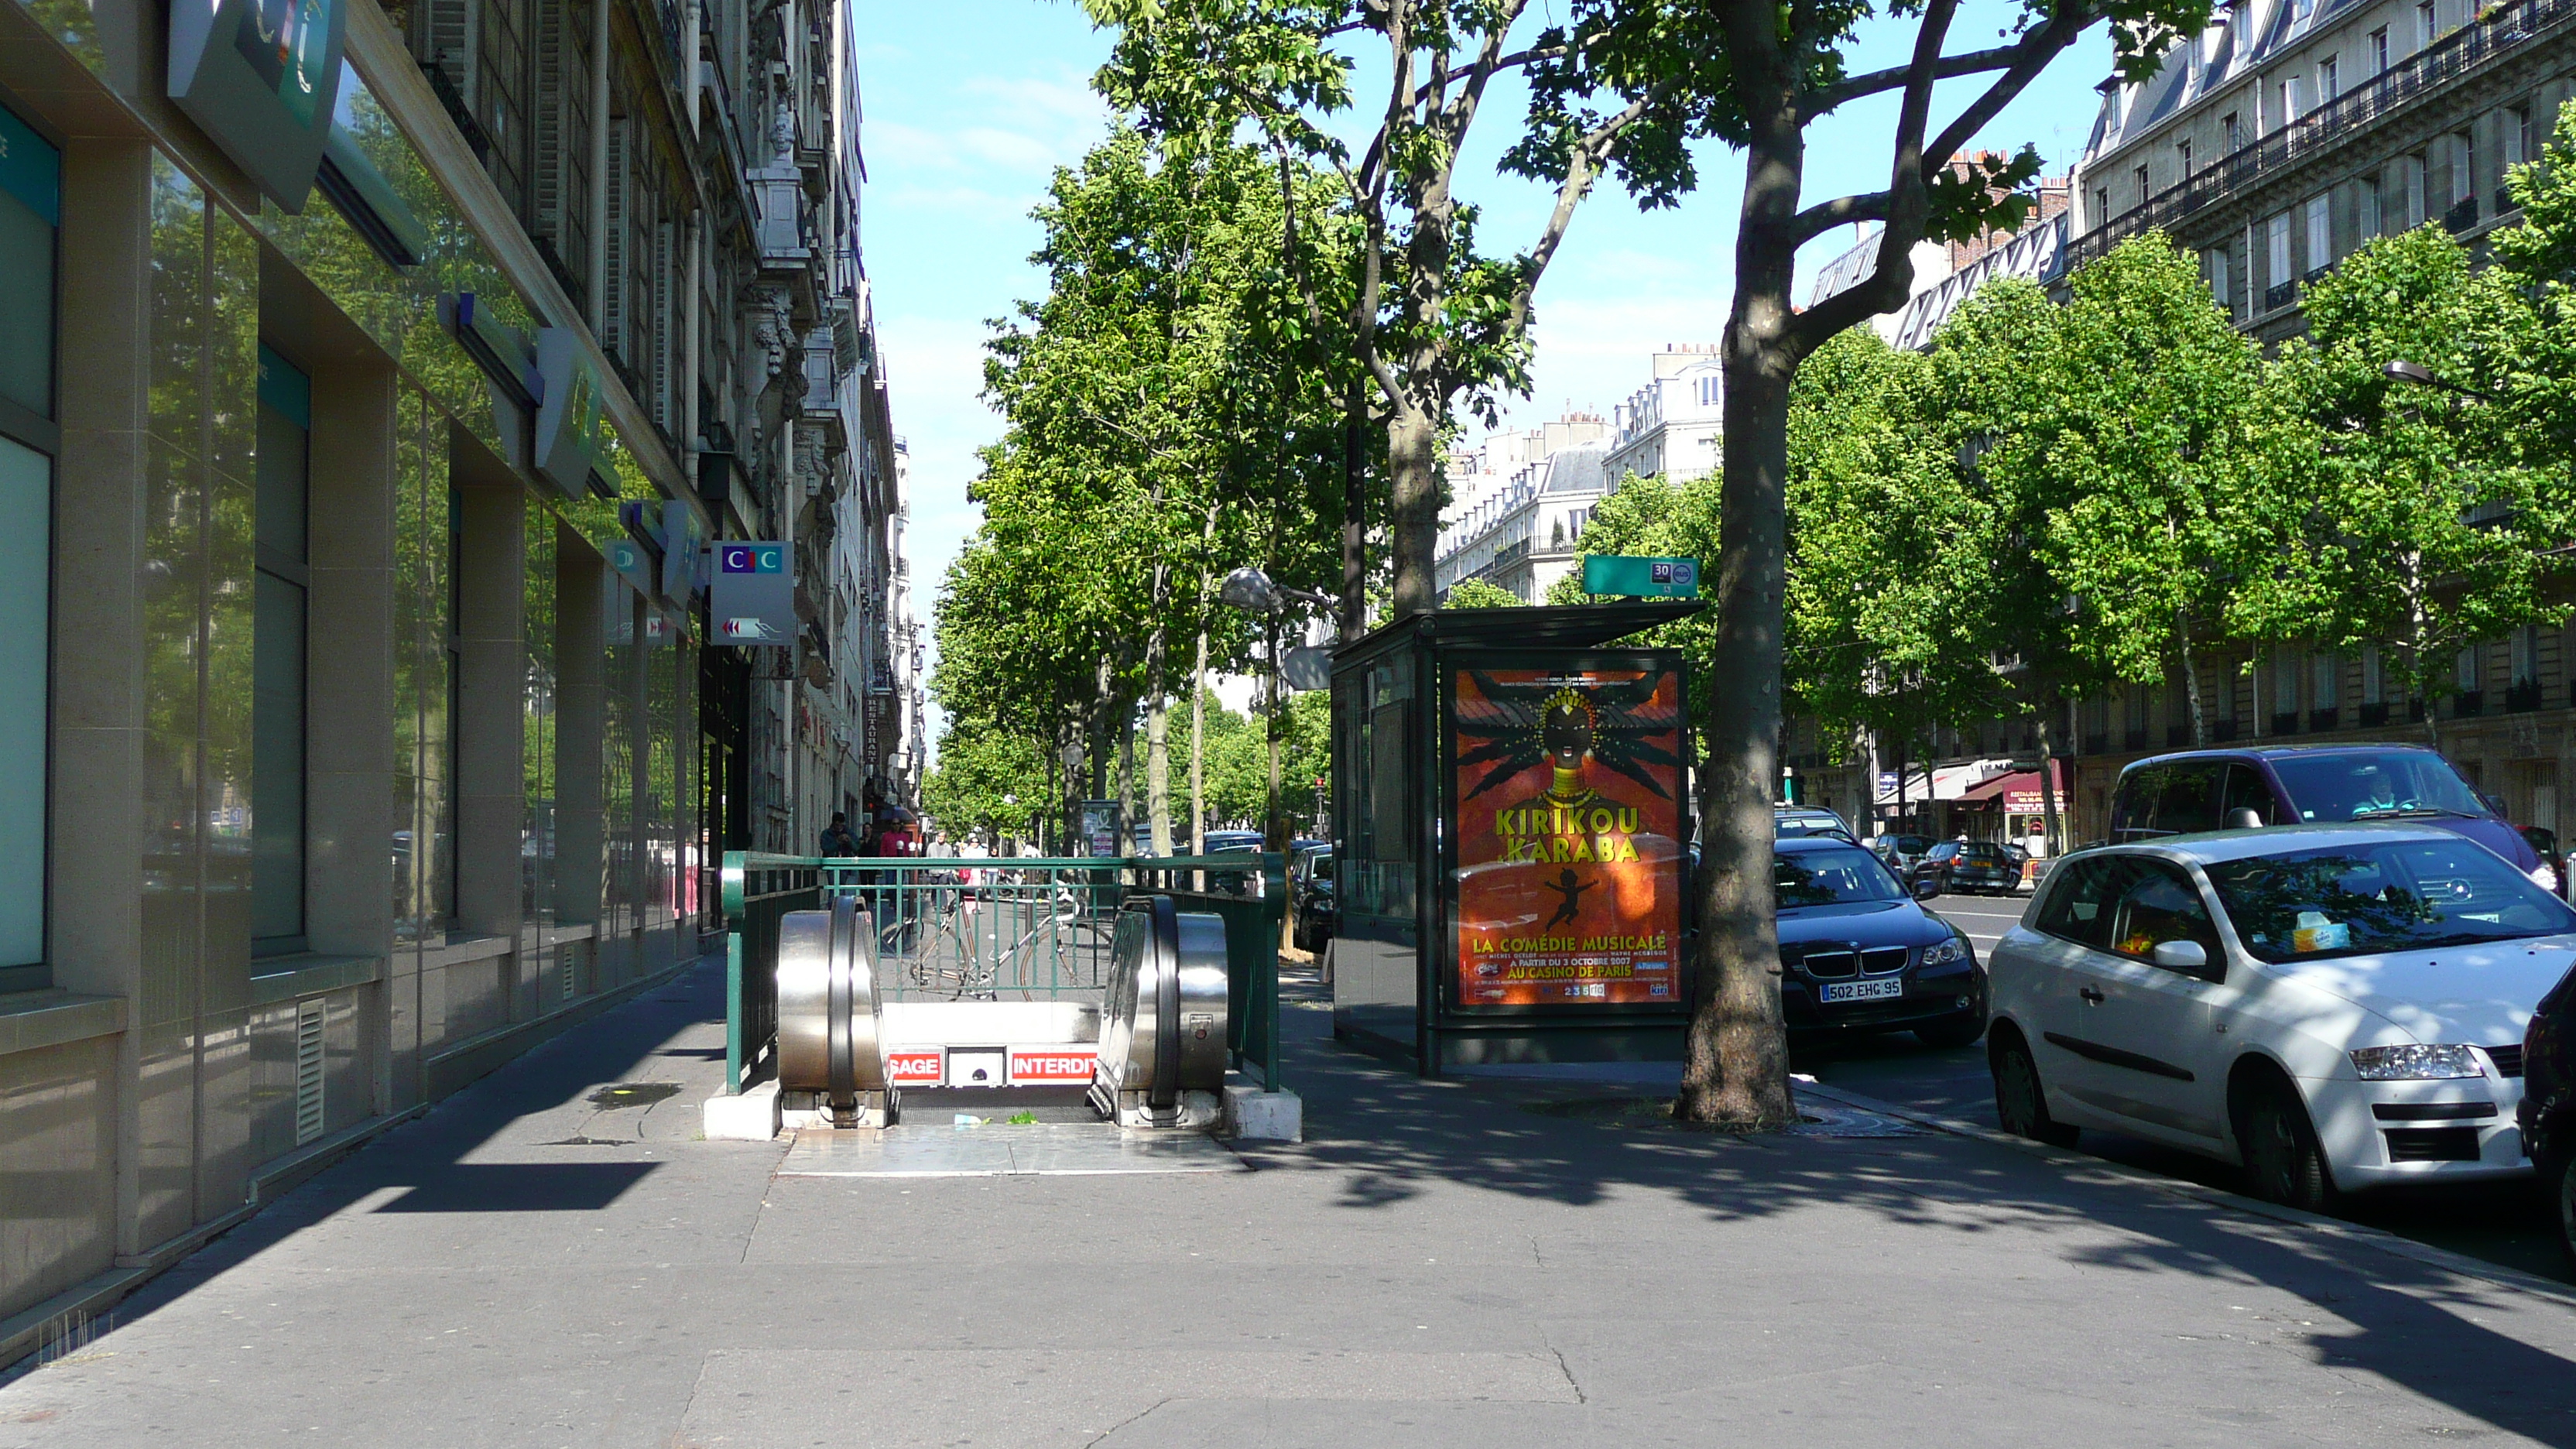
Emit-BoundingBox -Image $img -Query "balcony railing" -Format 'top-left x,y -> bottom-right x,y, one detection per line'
2265,279 -> 2298,310
2444,194 -> 2481,234
2065,0 -> 2576,271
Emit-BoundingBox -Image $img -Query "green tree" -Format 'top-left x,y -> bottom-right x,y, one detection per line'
1087,0 -> 1742,622
1677,0 -> 2212,1127
937,133 -> 1358,851
1780,330 -> 1996,776
921,725 -> 1050,848
1441,578 -> 1526,608
2266,224 -> 2565,742
1987,235 -> 2281,745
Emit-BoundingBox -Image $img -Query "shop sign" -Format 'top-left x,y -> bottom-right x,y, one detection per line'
533,329 -> 608,499
1008,1048 -> 1096,1085
169,0 -> 346,212
712,541 -> 792,645
886,1049 -> 943,1086
660,500 -> 703,601
1451,668 -> 1687,1006
1080,800 -> 1119,857
1581,555 -> 1699,599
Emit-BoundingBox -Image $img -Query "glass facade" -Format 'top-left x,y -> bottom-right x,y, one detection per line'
252,348 -> 310,954
0,101 -> 55,981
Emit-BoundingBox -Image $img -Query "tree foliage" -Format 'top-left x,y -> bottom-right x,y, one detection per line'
932,131 -> 1359,843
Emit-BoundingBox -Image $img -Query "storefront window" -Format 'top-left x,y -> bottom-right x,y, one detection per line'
0,101 -> 59,982
252,347 -> 310,954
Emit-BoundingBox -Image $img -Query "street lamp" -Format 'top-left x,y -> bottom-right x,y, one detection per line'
2382,358 -> 2494,400
1218,566 -> 1335,616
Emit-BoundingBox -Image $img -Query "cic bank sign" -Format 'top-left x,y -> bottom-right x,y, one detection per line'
713,543 -> 792,646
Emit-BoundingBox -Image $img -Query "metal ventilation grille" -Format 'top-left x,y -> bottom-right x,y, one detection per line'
562,943 -> 578,1003
294,999 -> 327,1147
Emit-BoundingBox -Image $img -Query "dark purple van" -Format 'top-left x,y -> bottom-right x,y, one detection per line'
2106,745 -> 2549,886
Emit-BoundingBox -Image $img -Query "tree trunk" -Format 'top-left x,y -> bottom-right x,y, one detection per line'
2180,625 -> 2208,746
1894,733 -> 1910,834
1146,626 -> 1172,856
1386,403 -> 1440,618
2034,700 -> 2063,858
1341,372 -> 1369,640
1678,270 -> 1797,1129
1264,617 -> 1286,850
1116,693 -> 1137,858
1190,627 -> 1209,855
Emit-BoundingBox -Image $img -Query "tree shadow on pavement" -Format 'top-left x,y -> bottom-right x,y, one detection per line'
1261,978 -> 2576,1444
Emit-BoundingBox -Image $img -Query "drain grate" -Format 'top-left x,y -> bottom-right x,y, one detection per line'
586,1082 -> 683,1109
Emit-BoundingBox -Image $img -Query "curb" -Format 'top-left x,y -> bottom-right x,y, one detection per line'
1793,1077 -> 2576,1310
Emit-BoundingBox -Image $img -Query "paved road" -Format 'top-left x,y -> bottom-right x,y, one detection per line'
4,956 -> 2574,1445
1803,889 -> 2572,1284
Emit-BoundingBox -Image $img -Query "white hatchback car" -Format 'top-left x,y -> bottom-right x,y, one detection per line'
1985,822 -> 2571,1208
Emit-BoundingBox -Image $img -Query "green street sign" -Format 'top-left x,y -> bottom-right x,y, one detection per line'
1583,555 -> 1701,598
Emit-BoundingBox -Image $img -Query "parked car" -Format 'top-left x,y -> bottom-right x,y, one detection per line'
1985,823 -> 2570,1209
1869,834 -> 1935,875
1773,837 -> 1987,1050
2522,825 -> 2567,901
2520,957 -> 2576,1272
1774,807 -> 1855,842
1912,839 -> 2023,896
1291,848 -> 1335,952
2105,745 -> 2550,889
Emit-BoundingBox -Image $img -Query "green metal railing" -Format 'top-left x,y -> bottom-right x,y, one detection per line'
718,855 -> 823,1092
718,851 -> 1288,1095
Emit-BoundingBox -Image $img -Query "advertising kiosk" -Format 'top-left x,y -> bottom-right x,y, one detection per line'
1328,601 -> 1701,1072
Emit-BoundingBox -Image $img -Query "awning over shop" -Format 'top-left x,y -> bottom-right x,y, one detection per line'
1954,759 -> 2068,813
1873,759 -> 2016,807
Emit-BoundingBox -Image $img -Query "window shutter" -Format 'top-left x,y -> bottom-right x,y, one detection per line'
653,219 -> 676,430
601,120 -> 628,359
531,0 -> 568,238
413,0 -> 477,98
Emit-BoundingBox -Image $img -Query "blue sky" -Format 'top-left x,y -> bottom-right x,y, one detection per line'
857,2 -> 2124,746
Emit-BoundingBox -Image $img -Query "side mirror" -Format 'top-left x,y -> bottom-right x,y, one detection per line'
1912,875 -> 1943,900
2224,807 -> 2265,831
2481,792 -> 2510,818
2151,939 -> 2212,976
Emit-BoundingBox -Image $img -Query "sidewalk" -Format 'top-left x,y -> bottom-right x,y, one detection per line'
1,963 -> 2572,1447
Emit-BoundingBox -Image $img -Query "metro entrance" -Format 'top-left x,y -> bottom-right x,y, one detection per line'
704,853 -> 1297,1142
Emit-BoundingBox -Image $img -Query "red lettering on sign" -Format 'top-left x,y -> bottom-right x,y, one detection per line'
1008,1049 -> 1097,1084
886,1050 -> 944,1085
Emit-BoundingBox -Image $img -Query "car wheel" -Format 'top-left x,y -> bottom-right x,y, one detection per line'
2550,1146 -> 2576,1276
2239,1074 -> 2337,1212
1991,1028 -> 2078,1148
1915,1011 -> 1986,1050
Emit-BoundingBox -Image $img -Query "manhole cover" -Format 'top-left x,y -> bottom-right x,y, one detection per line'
586,1082 -> 683,1108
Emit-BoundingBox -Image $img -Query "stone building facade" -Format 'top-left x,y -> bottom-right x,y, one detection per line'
0,0 -> 898,1346
1785,0 -> 2576,850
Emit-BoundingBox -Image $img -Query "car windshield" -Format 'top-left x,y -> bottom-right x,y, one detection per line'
2268,751 -> 2489,823
1776,848 -> 1906,907
2205,838 -> 2576,963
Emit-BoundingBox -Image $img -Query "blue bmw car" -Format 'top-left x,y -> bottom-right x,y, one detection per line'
1774,836 -> 1987,1049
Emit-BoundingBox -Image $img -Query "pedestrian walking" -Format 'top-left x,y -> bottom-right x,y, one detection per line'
820,812 -> 860,858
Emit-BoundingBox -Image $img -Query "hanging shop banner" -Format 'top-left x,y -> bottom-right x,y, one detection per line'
169,0 -> 346,212
533,329 -> 608,499
712,541 -> 793,645
1451,667 -> 1687,1007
